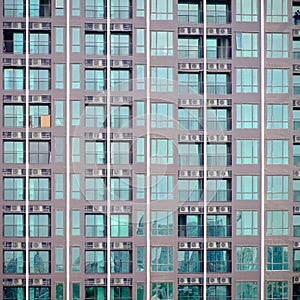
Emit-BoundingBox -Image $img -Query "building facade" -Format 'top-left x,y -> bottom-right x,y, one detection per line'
1,0 -> 300,299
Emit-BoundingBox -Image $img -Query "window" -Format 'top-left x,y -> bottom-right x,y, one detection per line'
294,108 -> 300,129
266,0 -> 288,22
72,210 -> 80,235
151,0 -> 173,20
136,138 -> 145,163
207,179 -> 230,202
136,176 -> 145,200
111,34 -> 130,56
267,281 -> 288,300
111,106 -> 130,128
267,176 -> 288,200
207,215 -> 230,237
267,246 -> 288,270
72,247 -> 80,272
294,39 -> 300,59
111,214 -> 131,237
85,178 -> 105,201
236,104 -> 258,129
85,69 -> 104,91
295,145 -> 300,167
111,0 -> 130,19
3,68 -> 24,90
294,180 -> 300,202
72,137 -> 80,162
55,28 -> 64,52
30,0 -> 51,17
207,250 -> 230,272
178,2 -> 200,23
4,251 -> 24,273
111,287 -> 131,300
136,65 -> 145,90
55,174 -> 64,199
85,142 -> 105,164
136,29 -> 145,54
29,178 -> 50,201
3,105 -> 24,127
136,0 -> 144,17
236,0 -> 258,22
267,69 -> 288,93
236,247 -> 258,271
152,211 -> 173,236
236,33 -> 258,57
29,141 -> 50,164
207,73 -> 229,94
29,251 -> 50,274
30,33 -> 50,54
207,3 -> 228,24
293,215 -> 300,236
29,69 -> 49,91
30,287 -> 50,300
136,211 -> 145,235
85,0 -> 104,18
3,31 -> 24,54
55,64 -> 64,89
152,283 -> 173,300
4,177 -> 24,201
55,100 -> 64,126
267,211 -> 288,235
151,32 -> 173,56
178,214 -> 201,237
236,211 -> 258,236
72,0 -> 80,15
85,287 -> 105,300
178,108 -> 201,130
236,140 -> 259,164
55,248 -> 64,272
111,178 -> 131,201
111,70 -> 130,91
55,210 -> 64,235
29,214 -> 50,237
266,34 -> 288,58
137,247 -> 144,272
111,142 -> 131,164
267,140 -> 288,164
151,103 -> 173,128
85,251 -> 105,273
151,139 -> 174,164
4,214 -> 24,237
3,141 -> 24,163
178,144 -> 201,166
207,144 -> 230,166
178,179 -> 201,202
207,108 -> 230,131
207,37 -> 231,59
72,64 -> 80,89
178,38 -> 201,59
85,214 -> 105,237
55,138 -> 65,163
151,67 -> 173,92
71,28 -> 80,52
294,249 -> 300,271
178,250 -> 201,273
85,105 -> 105,128
4,288 -> 25,299
178,286 -> 201,300
236,176 -> 258,201
236,68 -> 258,93
151,247 -> 173,271
4,0 -> 24,17
71,174 -> 81,199
178,73 -> 201,94
151,175 -> 174,200
236,282 -> 258,300
267,104 -> 288,129
85,33 -> 104,55
30,104 -> 50,127
111,251 -> 132,273
294,75 -> 300,95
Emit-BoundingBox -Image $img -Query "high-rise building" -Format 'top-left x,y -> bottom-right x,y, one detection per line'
1,0 -> 300,299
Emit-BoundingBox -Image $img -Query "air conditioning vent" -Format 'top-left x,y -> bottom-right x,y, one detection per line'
179,278 -> 188,284
208,206 -> 217,213
94,278 -> 104,285
208,277 -> 217,284
218,28 -> 229,35
32,95 -> 42,102
191,63 -> 200,70
179,170 -> 189,177
12,169 -> 23,176
219,242 -> 229,249
32,242 -> 43,249
294,276 -> 300,284
33,279 -> 43,286
207,28 -> 217,35
93,24 -> 103,30
179,206 -> 189,213
12,279 -> 23,285
220,278 -> 230,284
93,242 -> 104,249
113,24 -> 124,31
12,95 -> 23,102
207,170 -> 218,177
179,242 -> 189,249
190,28 -> 200,34
208,242 -> 218,249
179,28 -> 189,35
208,99 -> 218,106
179,63 -> 189,70
12,242 -> 23,249
295,206 -> 300,213
219,206 -> 229,213
294,241 -> 300,248
33,23 -> 43,29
